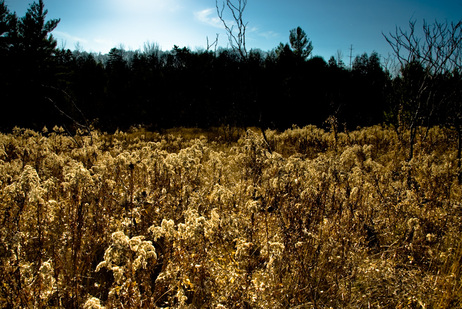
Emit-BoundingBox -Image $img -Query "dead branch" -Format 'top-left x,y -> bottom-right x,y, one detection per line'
383,19 -> 462,161
206,33 -> 219,53
43,85 -> 94,145
216,0 -> 248,59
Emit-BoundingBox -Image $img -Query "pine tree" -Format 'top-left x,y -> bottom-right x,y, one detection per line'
289,27 -> 313,60
13,0 -> 61,128
18,0 -> 60,83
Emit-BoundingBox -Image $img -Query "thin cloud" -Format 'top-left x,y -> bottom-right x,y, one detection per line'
194,8 -> 226,29
54,31 -> 88,44
258,30 -> 279,39
247,27 -> 280,40
248,26 -> 259,33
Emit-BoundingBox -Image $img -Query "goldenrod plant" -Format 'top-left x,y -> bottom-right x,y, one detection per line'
0,125 -> 461,308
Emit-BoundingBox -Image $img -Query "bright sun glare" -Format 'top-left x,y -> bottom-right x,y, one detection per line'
110,0 -> 179,14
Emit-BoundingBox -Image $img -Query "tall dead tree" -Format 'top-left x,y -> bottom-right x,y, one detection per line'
384,20 -> 462,163
215,0 -> 272,152
216,0 -> 248,59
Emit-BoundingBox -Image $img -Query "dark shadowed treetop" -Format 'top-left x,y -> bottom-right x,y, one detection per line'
352,52 -> 383,77
289,26 -> 313,60
0,1 -> 10,40
19,0 -> 59,56
0,0 -> 17,52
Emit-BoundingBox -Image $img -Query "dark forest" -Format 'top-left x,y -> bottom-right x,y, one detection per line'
0,0 -> 460,134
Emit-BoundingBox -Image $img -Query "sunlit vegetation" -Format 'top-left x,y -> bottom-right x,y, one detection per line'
1,2 -> 461,307
1,125 -> 461,308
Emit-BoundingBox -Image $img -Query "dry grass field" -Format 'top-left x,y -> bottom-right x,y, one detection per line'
0,125 -> 461,308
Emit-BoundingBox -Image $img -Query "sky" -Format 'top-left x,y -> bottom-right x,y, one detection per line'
4,0 -> 462,62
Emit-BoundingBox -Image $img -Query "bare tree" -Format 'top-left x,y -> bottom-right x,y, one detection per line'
143,41 -> 161,58
214,0 -> 272,153
384,19 -> 462,161
216,0 -> 248,59
206,33 -> 219,53
385,20 -> 462,74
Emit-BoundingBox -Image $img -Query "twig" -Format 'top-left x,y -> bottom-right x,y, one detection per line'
216,0 -> 248,59
43,84 -> 94,145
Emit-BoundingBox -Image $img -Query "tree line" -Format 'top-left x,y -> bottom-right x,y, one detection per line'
0,0 -> 461,136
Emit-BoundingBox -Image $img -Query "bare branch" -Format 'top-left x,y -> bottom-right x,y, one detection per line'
206,33 -> 219,53
43,84 -> 94,144
216,0 -> 248,59
383,19 -> 462,160
385,19 -> 462,75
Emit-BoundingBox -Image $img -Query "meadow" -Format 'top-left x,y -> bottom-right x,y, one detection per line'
0,125 -> 461,308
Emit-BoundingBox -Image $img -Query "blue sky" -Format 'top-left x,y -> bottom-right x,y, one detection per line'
4,0 -> 462,61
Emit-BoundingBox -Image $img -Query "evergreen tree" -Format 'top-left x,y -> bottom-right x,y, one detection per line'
0,1 -> 18,129
289,27 -> 313,60
0,1 -> 16,53
348,52 -> 389,126
11,0 -> 60,129
18,0 -> 59,56
17,0 -> 59,87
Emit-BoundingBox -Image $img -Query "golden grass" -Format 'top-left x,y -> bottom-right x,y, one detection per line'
0,125 -> 460,308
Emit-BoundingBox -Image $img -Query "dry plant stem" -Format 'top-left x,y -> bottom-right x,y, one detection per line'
0,125 -> 460,308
